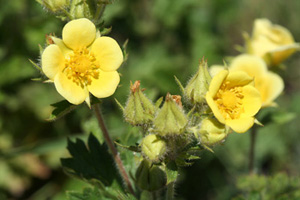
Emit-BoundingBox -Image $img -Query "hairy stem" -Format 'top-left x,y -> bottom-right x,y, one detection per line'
248,126 -> 257,173
166,182 -> 175,200
93,104 -> 135,195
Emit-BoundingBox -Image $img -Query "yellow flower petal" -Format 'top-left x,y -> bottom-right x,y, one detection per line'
260,72 -> 284,107
54,72 -> 89,105
41,44 -> 64,80
226,71 -> 254,88
205,94 -> 226,124
226,117 -> 255,133
230,54 -> 267,78
242,85 -> 262,117
208,70 -> 228,97
62,18 -> 96,50
268,43 -> 300,66
91,36 -> 123,72
87,70 -> 120,98
209,65 -> 224,77
51,36 -> 72,56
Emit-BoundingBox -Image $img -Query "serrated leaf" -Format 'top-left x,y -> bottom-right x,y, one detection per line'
61,134 -> 123,189
47,100 -> 77,121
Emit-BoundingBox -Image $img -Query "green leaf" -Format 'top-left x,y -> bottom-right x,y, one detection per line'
61,133 -> 123,189
47,100 -> 77,121
67,187 -> 103,200
165,162 -> 178,184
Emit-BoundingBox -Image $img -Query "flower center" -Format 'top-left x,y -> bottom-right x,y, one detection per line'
63,47 -> 100,87
215,82 -> 244,120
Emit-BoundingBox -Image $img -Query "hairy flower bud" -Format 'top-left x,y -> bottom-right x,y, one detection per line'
141,134 -> 167,163
124,81 -> 155,126
70,0 -> 93,19
135,160 -> 167,191
184,58 -> 211,105
40,0 -> 70,12
154,93 -> 188,137
193,118 -> 228,146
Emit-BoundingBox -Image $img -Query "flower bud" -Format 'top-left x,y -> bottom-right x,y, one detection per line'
40,0 -> 70,12
135,160 -> 167,191
194,118 -> 228,146
154,93 -> 188,137
70,0 -> 93,19
124,81 -> 155,126
184,58 -> 211,105
141,134 -> 167,163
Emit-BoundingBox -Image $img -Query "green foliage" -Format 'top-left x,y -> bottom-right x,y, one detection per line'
67,186 -> 136,200
47,100 -> 77,121
235,173 -> 300,200
61,133 -> 123,189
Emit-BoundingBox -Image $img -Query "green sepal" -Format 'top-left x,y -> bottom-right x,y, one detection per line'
29,59 -> 42,73
135,160 -> 167,192
164,161 -> 178,185
114,98 -> 125,112
174,75 -> 185,94
100,26 -> 112,35
155,96 -> 163,110
122,39 -> 129,63
47,100 -> 77,121
153,93 -> 187,136
114,141 -> 140,152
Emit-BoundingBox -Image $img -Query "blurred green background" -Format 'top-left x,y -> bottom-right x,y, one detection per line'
0,0 -> 300,199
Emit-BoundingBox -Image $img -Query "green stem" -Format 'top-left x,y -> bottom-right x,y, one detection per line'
248,126 -> 257,173
93,104 -> 135,196
166,182 -> 175,200
94,4 -> 106,22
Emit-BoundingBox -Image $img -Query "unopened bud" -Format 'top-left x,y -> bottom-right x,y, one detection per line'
40,0 -> 70,12
193,118 -> 228,146
154,93 -> 188,137
135,160 -> 167,191
124,81 -> 155,126
70,0 -> 93,19
184,58 -> 211,104
141,134 -> 167,163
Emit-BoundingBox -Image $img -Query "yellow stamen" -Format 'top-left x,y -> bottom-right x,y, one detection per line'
214,82 -> 244,120
63,47 -> 100,87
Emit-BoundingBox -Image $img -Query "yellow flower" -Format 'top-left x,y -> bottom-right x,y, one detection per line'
41,18 -> 123,105
206,70 -> 261,133
246,18 -> 299,66
193,118 -> 227,146
230,55 -> 284,107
